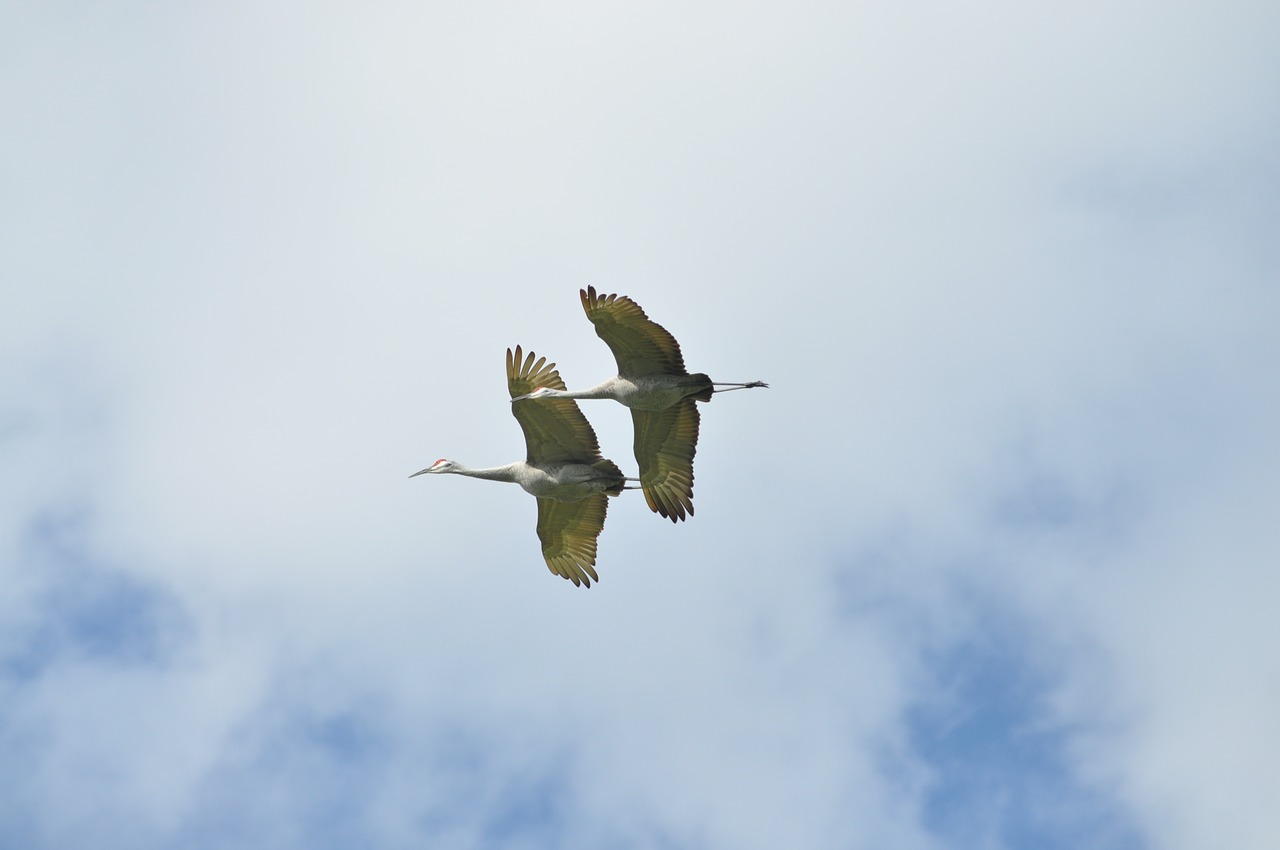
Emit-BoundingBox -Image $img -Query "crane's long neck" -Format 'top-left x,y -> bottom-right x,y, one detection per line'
448,462 -> 524,483
546,379 -> 621,400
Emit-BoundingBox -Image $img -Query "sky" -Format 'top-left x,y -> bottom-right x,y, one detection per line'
2,2 -> 1278,848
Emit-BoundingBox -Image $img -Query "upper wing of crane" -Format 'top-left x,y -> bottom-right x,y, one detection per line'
507,346 -> 605,465
580,286 -> 688,378
631,400 -> 700,522
535,493 -> 608,587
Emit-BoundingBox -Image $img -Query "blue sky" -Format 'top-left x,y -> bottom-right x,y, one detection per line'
3,2 -> 1278,848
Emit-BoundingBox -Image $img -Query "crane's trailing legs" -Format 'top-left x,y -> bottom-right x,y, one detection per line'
711,381 -> 769,392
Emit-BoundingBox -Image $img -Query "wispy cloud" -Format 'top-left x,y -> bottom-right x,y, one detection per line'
2,1 -> 1277,848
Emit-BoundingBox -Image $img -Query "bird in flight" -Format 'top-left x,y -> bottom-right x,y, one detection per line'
411,345 -> 633,587
510,286 -> 767,522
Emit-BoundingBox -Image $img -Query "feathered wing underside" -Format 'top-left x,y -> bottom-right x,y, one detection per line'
507,345 -> 605,465
580,286 -> 688,378
631,400 -> 700,522
536,494 -> 607,587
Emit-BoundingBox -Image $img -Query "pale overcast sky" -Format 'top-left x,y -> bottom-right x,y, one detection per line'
3,3 -> 1278,849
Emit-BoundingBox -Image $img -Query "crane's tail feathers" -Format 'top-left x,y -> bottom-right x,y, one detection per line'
592,458 -> 625,476
690,386 -> 714,403
590,459 -> 628,496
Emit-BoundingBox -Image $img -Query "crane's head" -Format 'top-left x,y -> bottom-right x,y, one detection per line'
510,387 -> 559,403
409,458 -> 454,478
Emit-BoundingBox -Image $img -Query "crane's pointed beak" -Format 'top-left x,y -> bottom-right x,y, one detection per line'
408,467 -> 431,478
510,393 -> 531,403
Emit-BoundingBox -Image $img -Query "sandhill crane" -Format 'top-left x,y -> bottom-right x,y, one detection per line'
510,286 -> 767,522
410,345 -> 632,587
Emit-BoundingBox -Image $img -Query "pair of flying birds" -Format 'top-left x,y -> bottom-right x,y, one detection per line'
410,286 -> 767,588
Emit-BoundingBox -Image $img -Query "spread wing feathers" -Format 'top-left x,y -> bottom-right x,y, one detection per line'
536,494 -> 608,587
507,346 -> 605,465
580,286 -> 689,378
631,401 -> 700,522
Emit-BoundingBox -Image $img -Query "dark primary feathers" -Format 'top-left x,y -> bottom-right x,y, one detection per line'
581,285 -> 689,377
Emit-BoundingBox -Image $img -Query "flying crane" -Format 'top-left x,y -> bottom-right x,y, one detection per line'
411,345 -> 632,587
511,287 -> 767,522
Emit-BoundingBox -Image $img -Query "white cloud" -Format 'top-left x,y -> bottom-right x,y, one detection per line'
2,1 -> 1277,848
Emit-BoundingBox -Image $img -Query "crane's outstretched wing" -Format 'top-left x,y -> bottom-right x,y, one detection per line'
581,286 -> 688,378
631,400 -> 699,522
507,346 -> 605,465
536,494 -> 608,587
